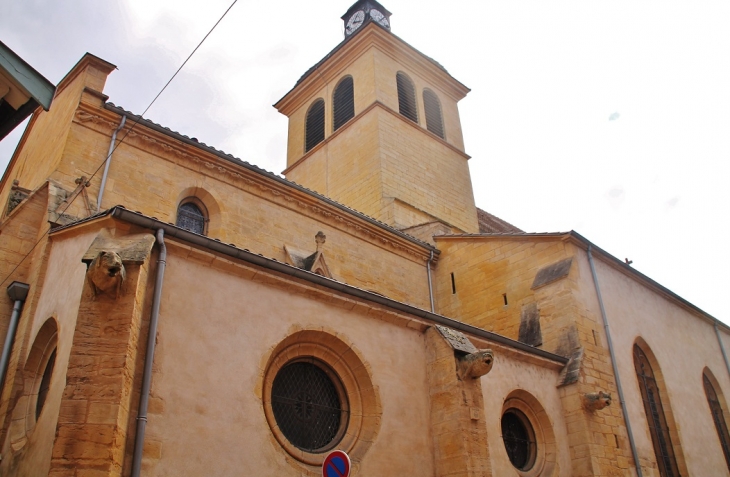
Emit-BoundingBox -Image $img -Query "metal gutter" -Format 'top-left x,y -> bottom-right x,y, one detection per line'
587,246 -> 643,477
103,104 -> 438,256
0,282 -> 29,396
97,116 -> 126,211
131,229 -> 167,477
109,207 -> 567,364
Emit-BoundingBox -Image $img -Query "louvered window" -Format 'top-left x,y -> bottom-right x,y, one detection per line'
633,345 -> 681,477
703,373 -> 730,470
396,72 -> 417,123
333,76 -> 354,131
423,89 -> 445,139
305,99 -> 325,152
176,201 -> 206,235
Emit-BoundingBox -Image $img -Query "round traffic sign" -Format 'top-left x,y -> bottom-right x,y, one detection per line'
322,450 -> 351,477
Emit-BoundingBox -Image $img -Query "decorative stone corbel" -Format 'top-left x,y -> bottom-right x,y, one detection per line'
582,391 -> 612,412
434,325 -> 495,380
87,250 -> 126,299
457,350 -> 494,380
83,233 -> 156,300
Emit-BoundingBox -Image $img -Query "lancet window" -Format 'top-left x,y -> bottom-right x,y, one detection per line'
633,344 -> 680,477
423,88 -> 444,138
305,99 -> 325,152
396,72 -> 417,123
333,76 -> 354,131
703,372 -> 730,470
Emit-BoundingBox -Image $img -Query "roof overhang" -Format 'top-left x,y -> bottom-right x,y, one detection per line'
0,41 -> 56,140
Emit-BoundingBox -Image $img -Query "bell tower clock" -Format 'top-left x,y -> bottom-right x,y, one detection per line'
342,0 -> 392,37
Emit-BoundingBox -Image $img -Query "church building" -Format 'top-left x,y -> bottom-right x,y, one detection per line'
0,2 -> 728,476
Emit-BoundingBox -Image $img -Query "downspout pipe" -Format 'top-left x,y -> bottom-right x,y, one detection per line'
714,322 -> 730,380
131,228 -> 166,477
587,246 -> 643,477
96,115 -> 126,211
426,250 -> 435,313
0,282 -> 29,395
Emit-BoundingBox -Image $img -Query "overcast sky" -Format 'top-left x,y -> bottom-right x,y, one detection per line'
1,0 -> 728,321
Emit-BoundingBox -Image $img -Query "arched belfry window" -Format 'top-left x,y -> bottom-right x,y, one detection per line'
703,371 -> 730,470
305,99 -> 325,152
396,72 -> 417,123
423,89 -> 445,139
333,76 -> 354,131
176,200 -> 207,235
633,344 -> 681,477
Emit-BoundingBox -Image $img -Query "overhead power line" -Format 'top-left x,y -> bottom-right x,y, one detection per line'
0,0 -> 239,289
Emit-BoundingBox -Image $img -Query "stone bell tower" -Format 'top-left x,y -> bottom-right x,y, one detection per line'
274,1 -> 479,234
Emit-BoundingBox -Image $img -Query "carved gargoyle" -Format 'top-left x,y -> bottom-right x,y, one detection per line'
87,250 -> 126,299
583,391 -> 612,411
457,350 -> 494,380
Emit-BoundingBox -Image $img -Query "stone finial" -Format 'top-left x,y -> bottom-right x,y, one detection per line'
315,231 -> 326,252
582,391 -> 612,411
87,250 -> 126,299
457,350 -> 494,380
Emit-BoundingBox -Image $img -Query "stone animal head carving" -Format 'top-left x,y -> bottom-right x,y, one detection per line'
583,391 -> 612,411
87,250 -> 126,299
457,349 -> 494,380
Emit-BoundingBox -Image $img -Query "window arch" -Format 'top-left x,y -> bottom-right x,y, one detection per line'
176,199 -> 207,235
703,369 -> 730,470
333,76 -> 354,131
633,343 -> 681,477
305,99 -> 325,152
396,72 -> 417,123
423,88 -> 445,139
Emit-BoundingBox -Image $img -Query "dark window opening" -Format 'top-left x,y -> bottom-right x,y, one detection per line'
501,409 -> 536,471
176,201 -> 206,235
333,76 -> 354,131
704,373 -> 730,470
36,349 -> 56,420
503,293 -> 508,306
271,360 -> 348,453
451,273 -> 456,294
423,89 -> 444,138
305,99 -> 325,152
633,344 -> 681,477
396,72 -> 418,123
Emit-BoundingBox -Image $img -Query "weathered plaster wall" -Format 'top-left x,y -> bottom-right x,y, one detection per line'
573,250 -> 730,476
140,242 -> 435,476
475,345 -> 571,477
0,226 -> 97,476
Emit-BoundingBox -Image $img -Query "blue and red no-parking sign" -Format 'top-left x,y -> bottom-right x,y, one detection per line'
322,450 -> 351,477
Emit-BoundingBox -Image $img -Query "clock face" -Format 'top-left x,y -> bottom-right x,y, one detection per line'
346,10 -> 365,35
369,9 -> 389,28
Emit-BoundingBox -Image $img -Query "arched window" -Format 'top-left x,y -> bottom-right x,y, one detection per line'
36,348 -> 56,420
333,76 -> 354,131
633,344 -> 681,477
396,72 -> 417,123
703,371 -> 730,470
305,99 -> 325,152
176,200 -> 207,235
423,89 -> 445,139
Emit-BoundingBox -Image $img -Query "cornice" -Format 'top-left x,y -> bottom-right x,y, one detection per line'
72,107 -> 436,264
283,100 -> 470,175
275,23 -> 470,116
